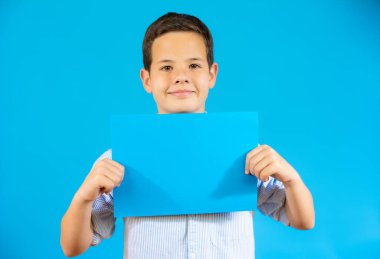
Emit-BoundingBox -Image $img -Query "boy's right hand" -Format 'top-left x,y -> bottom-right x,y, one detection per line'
75,158 -> 125,203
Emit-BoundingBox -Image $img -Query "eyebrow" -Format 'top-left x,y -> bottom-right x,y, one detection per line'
157,57 -> 204,63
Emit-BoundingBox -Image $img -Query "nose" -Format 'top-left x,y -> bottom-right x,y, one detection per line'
175,77 -> 189,84
173,69 -> 190,85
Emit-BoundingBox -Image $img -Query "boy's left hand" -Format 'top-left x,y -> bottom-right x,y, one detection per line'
245,144 -> 300,184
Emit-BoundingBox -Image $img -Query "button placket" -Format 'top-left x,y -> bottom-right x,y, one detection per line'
187,214 -> 198,259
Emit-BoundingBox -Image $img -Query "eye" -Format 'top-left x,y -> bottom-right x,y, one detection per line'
160,65 -> 172,72
189,64 -> 201,69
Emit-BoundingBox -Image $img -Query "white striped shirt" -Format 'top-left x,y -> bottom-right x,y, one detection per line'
91,149 -> 289,259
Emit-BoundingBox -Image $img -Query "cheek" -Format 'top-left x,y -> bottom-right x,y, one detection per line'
158,76 -> 172,88
151,77 -> 170,92
195,75 -> 211,91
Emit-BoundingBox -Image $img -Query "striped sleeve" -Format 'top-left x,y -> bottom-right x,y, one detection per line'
89,149 -> 116,246
257,176 -> 290,226
91,192 -> 115,245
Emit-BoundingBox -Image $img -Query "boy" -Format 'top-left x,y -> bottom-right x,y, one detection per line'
61,12 -> 315,258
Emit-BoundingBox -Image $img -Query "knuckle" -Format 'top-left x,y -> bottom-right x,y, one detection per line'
94,163 -> 103,169
272,161 -> 280,168
269,153 -> 276,160
92,167 -> 100,175
249,156 -> 256,164
116,169 -> 124,176
94,164 -> 106,174
93,174 -> 102,183
98,159 -> 108,165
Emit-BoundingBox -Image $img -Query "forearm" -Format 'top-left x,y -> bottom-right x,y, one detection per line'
60,193 -> 94,257
284,176 -> 315,230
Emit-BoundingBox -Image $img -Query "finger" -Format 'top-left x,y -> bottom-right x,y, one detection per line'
250,155 -> 272,178
91,167 -> 123,192
259,163 -> 277,182
97,159 -> 125,179
254,155 -> 273,173
101,158 -> 125,175
107,163 -> 125,179
246,150 -> 268,175
98,176 -> 116,194
245,144 -> 270,173
102,168 -> 123,186
92,173 -> 115,194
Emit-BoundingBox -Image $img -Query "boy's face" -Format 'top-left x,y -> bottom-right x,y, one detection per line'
140,32 -> 218,114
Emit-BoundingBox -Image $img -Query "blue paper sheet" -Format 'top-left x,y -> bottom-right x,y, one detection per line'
111,112 -> 258,217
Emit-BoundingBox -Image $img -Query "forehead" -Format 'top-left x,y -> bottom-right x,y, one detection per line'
151,31 -> 207,62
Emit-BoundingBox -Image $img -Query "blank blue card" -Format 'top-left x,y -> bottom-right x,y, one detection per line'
111,112 -> 258,217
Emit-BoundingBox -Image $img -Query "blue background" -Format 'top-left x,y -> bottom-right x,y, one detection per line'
1,0 -> 379,258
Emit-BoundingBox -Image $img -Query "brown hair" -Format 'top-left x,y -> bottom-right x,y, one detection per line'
142,12 -> 214,72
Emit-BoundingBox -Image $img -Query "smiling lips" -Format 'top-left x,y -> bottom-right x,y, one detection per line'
168,89 -> 195,98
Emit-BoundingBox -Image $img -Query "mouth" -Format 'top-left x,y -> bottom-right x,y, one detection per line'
167,90 -> 196,98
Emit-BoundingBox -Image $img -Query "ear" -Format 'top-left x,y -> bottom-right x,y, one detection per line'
140,68 -> 152,94
208,62 -> 218,89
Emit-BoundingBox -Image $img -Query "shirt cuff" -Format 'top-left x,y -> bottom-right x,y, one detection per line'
91,231 -> 102,246
277,206 -> 290,226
